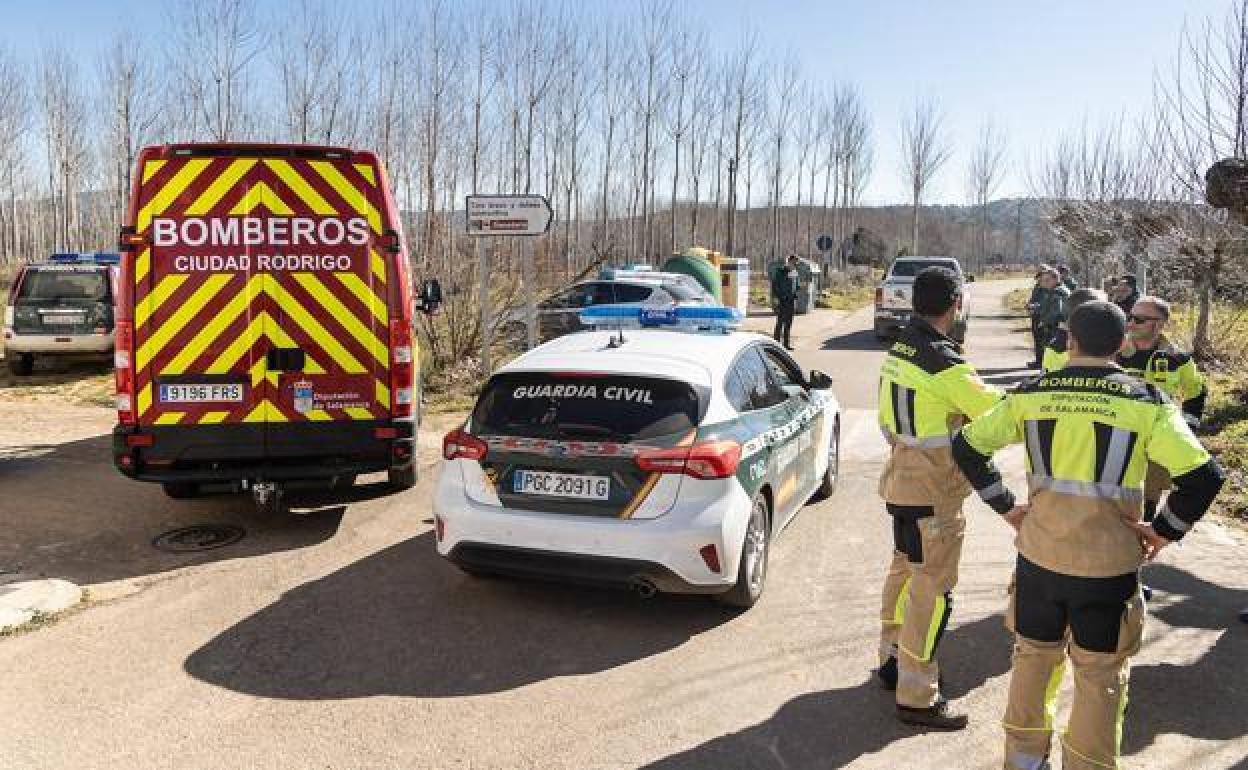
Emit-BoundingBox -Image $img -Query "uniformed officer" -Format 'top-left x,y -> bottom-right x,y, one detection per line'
876,266 -> 1003,729
1116,295 -> 1207,519
951,300 -> 1225,770
1040,288 -> 1106,372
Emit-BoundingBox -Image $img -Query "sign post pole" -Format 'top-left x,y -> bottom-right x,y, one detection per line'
476,237 -> 491,374
465,194 -> 554,353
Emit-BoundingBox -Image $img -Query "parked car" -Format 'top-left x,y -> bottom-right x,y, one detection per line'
3,252 -> 119,376
873,256 -> 973,342
502,276 -> 713,344
435,303 -> 841,608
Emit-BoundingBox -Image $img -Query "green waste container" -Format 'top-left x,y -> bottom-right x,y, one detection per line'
662,250 -> 722,303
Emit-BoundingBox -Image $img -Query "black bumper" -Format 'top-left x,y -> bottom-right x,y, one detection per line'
874,310 -> 910,336
447,542 -> 721,595
113,419 -> 415,483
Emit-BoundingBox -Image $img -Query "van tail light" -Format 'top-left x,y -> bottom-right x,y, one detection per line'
114,320 -> 136,425
443,428 -> 487,461
636,440 -> 742,480
390,318 -> 414,418
874,287 -> 883,306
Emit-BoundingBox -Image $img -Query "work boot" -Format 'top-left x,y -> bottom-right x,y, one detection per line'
897,697 -> 968,731
877,656 -> 898,691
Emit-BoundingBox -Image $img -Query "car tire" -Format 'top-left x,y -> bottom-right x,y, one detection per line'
7,353 -> 33,376
718,492 -> 771,609
388,464 -> 417,491
811,420 -> 840,502
161,482 -> 200,499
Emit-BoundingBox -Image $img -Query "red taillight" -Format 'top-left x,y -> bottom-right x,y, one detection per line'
114,320 -> 136,426
699,544 -> 722,573
390,318 -> 414,418
874,287 -> 883,306
636,440 -> 742,480
125,433 -> 153,447
375,426 -> 398,439
443,428 -> 487,461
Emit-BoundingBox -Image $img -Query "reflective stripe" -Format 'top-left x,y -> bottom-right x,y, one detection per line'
1006,751 -> 1051,770
1044,660 -> 1065,729
921,592 -> 949,661
1025,420 -> 1049,476
1159,504 -> 1190,533
979,481 -> 1006,501
1028,474 -> 1144,503
881,427 -> 953,448
893,576 -> 911,625
893,382 -> 915,437
1099,427 -> 1133,486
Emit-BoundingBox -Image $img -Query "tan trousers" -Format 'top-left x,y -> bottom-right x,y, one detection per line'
1002,593 -> 1145,770
879,512 -> 965,708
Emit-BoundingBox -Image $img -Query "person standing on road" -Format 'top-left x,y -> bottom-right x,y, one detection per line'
951,300 -> 1225,770
1057,264 -> 1078,292
1041,288 -> 1107,372
771,254 -> 800,350
875,266 -> 1004,730
1116,296 -> 1208,522
1026,268 -> 1069,369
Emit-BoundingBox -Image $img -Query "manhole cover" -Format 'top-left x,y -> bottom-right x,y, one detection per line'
152,524 -> 245,553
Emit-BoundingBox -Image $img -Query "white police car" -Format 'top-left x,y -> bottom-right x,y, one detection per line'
433,305 -> 841,607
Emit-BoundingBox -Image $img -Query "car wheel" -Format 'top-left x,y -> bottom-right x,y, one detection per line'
388,464 -> 417,491
719,493 -> 771,609
811,420 -> 840,502
7,353 -> 33,376
161,482 -> 200,499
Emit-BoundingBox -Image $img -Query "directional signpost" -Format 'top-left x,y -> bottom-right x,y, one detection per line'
466,194 -> 555,360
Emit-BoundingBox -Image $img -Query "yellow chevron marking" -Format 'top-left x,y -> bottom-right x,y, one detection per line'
292,273 -> 387,365
137,382 -> 153,417
154,412 -> 184,425
199,411 -> 230,424
137,158 -> 213,232
160,280 -> 253,375
243,400 -> 286,423
309,160 -> 382,233
135,247 -> 151,285
136,274 -> 232,370
135,273 -> 188,329
334,272 -> 389,326
265,276 -> 366,373
345,407 -> 374,420
229,181 -> 295,216
142,159 -> 167,184
249,357 -> 267,387
353,163 -> 376,186
306,409 -> 333,421
375,379 -> 390,407
186,158 -> 258,215
370,249 -> 387,284
264,159 -> 337,215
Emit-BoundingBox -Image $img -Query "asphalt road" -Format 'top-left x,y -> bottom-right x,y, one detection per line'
1,279 -> 1245,769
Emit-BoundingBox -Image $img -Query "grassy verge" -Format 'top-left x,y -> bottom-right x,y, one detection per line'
0,359 -> 113,408
1200,372 -> 1248,523
815,284 -> 875,310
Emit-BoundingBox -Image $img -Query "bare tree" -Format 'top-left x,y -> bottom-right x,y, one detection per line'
766,57 -> 800,261
39,46 -> 91,249
0,46 -> 28,261
100,33 -> 161,227
167,0 -> 263,141
899,96 -> 952,254
967,118 -> 1008,272
631,0 -> 671,260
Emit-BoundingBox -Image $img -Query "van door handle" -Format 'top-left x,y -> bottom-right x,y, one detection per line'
266,348 -> 306,372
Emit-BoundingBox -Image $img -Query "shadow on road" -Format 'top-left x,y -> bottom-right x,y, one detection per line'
1123,562 -> 1248,756
1,433 -> 356,585
185,532 -> 734,698
642,613 -> 1013,769
821,329 -> 883,352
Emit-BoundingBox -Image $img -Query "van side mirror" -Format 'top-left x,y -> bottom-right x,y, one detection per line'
965,274 -> 976,283
418,278 -> 442,314
808,370 -> 833,389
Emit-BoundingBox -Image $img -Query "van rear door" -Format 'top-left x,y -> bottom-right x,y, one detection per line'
132,147 -> 392,445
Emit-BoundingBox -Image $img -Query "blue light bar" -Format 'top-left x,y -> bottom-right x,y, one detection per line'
47,253 -> 82,263
580,303 -> 742,333
46,252 -> 119,265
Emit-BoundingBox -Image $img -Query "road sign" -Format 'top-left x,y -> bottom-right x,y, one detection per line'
816,234 -> 834,252
466,195 -> 553,236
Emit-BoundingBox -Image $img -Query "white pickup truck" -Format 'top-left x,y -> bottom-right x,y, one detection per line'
873,256 -> 973,343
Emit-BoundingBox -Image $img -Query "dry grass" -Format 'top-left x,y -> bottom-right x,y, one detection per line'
815,284 -> 875,311
0,355 -> 114,408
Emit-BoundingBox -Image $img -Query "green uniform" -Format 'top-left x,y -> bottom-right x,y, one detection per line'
951,360 -> 1224,770
876,316 -> 1002,709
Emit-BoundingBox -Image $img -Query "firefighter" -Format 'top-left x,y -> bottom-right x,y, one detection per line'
876,266 -> 1004,730
1040,288 -> 1107,372
951,300 -> 1225,770
1116,295 -> 1207,520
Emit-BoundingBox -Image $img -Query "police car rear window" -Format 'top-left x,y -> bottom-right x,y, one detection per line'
17,269 -> 110,302
889,260 -> 958,277
472,372 -> 703,442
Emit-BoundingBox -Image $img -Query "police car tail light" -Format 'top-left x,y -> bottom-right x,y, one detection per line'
443,428 -> 487,461
114,320 -> 136,426
637,440 -> 741,480
390,319 -> 414,418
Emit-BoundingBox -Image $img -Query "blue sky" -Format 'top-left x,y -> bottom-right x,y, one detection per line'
5,0 -> 1230,205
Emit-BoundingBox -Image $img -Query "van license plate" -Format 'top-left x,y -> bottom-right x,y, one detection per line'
159,384 -> 245,403
513,470 -> 610,500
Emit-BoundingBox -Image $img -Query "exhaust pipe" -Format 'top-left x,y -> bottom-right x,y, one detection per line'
630,577 -> 658,600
